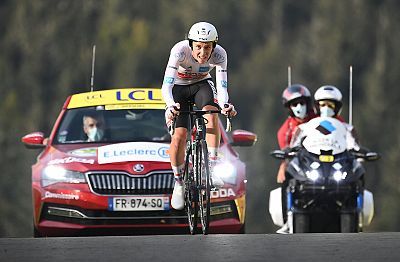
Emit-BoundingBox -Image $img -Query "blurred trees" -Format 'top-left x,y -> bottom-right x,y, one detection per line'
0,0 -> 399,236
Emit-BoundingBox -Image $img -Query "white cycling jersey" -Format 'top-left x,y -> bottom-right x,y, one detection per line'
161,40 -> 229,108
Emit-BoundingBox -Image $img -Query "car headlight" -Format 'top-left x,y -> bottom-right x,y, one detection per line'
42,165 -> 86,187
212,162 -> 237,185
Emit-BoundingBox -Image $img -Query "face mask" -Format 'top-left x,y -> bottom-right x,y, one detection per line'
291,104 -> 307,119
88,127 -> 104,141
319,106 -> 335,117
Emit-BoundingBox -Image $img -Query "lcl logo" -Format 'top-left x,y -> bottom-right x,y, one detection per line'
85,94 -> 103,100
133,164 -> 144,172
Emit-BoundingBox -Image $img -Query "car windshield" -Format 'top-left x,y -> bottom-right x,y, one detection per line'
54,106 -> 170,144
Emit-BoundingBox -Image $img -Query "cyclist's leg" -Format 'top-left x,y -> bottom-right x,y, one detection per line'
170,128 -> 186,176
193,79 -> 223,187
170,85 -> 191,174
170,85 -> 190,210
193,79 -> 220,155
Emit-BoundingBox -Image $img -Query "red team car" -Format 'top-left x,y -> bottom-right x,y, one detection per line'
22,88 -> 257,237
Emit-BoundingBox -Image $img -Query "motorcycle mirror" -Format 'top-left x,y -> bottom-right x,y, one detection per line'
365,152 -> 380,161
287,151 -> 297,157
270,150 -> 286,160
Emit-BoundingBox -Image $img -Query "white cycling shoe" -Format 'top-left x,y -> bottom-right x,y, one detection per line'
276,222 -> 290,234
171,181 -> 185,210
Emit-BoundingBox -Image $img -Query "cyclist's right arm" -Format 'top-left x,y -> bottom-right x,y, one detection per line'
161,42 -> 186,108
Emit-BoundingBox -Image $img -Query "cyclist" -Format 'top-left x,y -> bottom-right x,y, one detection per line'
161,21 -> 237,210
276,84 -> 316,183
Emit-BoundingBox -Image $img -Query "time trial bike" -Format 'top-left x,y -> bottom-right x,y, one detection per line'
171,103 -> 231,235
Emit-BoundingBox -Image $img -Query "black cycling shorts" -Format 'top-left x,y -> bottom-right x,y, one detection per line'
172,79 -> 220,129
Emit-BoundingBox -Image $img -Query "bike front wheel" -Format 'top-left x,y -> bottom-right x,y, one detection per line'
184,142 -> 198,235
196,139 -> 211,235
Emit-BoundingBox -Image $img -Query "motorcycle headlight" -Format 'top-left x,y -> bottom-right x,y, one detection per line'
305,170 -> 319,181
333,170 -> 348,181
212,162 -> 237,185
42,165 -> 86,187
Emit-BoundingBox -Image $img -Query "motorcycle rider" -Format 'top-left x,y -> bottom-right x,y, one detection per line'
276,84 -> 316,183
275,84 -> 316,234
291,85 -> 359,150
161,22 -> 237,210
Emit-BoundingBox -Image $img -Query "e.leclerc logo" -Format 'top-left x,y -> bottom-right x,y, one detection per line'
157,147 -> 169,158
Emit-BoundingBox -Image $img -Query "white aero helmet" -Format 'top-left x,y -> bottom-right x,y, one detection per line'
188,22 -> 218,44
314,85 -> 343,115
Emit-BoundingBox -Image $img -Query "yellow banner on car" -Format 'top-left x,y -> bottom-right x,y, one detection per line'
105,104 -> 166,110
67,88 -> 165,109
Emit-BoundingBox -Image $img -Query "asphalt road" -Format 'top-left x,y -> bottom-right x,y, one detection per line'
1,233 -> 399,262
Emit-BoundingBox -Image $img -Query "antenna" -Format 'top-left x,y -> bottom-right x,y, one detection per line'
90,45 -> 96,92
288,66 -> 292,86
349,66 -> 353,125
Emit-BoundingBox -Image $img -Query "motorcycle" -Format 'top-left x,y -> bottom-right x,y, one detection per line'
269,116 -> 379,233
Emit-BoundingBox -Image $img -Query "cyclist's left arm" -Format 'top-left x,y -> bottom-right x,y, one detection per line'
212,45 -> 229,109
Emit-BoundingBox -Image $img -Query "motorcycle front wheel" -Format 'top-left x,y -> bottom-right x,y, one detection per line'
294,213 -> 310,233
341,213 -> 358,233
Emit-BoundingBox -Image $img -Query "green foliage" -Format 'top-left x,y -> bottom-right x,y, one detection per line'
1,0 -> 399,236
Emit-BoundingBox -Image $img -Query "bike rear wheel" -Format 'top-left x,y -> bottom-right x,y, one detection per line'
196,139 -> 211,235
184,143 -> 198,235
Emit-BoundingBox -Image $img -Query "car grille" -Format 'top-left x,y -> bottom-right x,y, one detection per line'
87,171 -> 174,195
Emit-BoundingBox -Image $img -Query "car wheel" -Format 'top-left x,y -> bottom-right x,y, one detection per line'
33,222 -> 42,238
238,223 -> 246,234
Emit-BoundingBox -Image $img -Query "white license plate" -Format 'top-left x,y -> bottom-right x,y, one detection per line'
109,196 -> 170,211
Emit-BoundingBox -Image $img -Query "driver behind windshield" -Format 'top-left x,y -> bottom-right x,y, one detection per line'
83,113 -> 105,142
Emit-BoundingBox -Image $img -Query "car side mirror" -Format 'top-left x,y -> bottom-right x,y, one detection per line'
230,129 -> 257,147
21,132 -> 46,149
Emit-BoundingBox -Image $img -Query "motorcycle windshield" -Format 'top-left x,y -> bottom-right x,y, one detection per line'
301,117 -> 348,155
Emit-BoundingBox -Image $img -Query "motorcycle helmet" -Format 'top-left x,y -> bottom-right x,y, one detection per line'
187,22 -> 218,48
282,84 -> 312,119
314,85 -> 343,116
